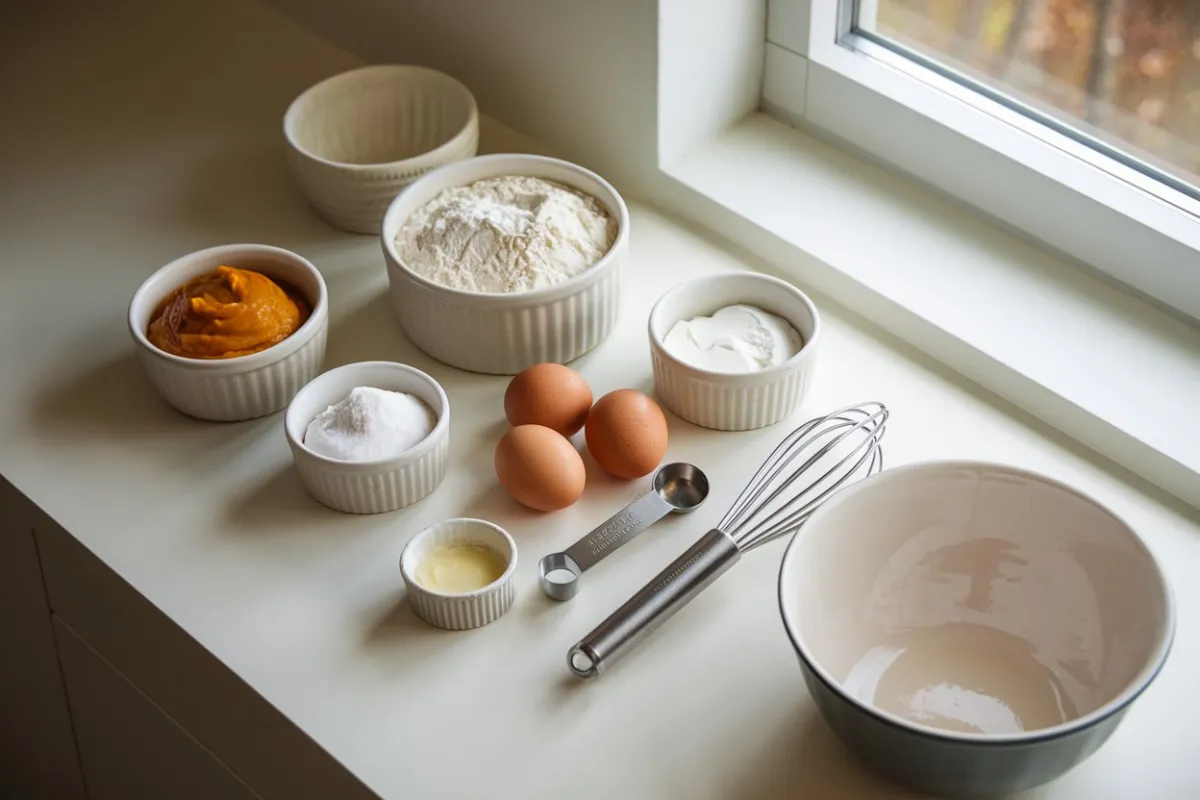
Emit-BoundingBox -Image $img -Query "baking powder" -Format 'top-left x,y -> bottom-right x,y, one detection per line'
304,387 -> 436,462
396,176 -> 617,293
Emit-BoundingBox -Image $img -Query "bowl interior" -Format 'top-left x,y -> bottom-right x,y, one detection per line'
780,462 -> 1172,738
381,154 -> 628,276
285,361 -> 449,462
286,67 -> 475,166
129,245 -> 326,359
648,273 -> 818,354
400,518 -> 516,596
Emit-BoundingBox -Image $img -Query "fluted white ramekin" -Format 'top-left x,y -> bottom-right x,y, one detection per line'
648,273 -> 821,431
128,244 -> 328,422
400,518 -> 517,631
380,154 -> 629,375
284,65 -> 479,234
284,361 -> 450,514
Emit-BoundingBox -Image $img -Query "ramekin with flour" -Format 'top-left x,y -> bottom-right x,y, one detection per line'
380,154 -> 630,375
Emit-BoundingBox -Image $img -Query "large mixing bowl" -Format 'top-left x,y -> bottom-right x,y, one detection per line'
778,461 -> 1174,797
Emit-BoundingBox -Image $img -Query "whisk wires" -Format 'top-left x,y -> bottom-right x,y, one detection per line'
720,402 -> 888,552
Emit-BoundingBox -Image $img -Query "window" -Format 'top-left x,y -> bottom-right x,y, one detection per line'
764,0 -> 1200,321
866,0 -> 1200,199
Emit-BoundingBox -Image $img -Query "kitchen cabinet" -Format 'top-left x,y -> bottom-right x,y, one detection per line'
0,477 -> 86,800
54,616 -> 261,800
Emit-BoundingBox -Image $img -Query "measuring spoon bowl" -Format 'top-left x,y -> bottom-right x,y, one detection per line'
538,462 -> 710,601
653,461 -> 709,512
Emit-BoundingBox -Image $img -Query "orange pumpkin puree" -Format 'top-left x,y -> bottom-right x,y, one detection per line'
147,266 -> 311,359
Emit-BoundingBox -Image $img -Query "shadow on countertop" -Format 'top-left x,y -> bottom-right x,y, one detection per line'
717,706 -> 925,800
323,290 -> 425,369
711,702 -> 1042,800
363,592 -> 431,644
30,327 -> 318,484
358,585 -> 488,679
220,462 -> 344,538
28,346 -> 273,472
31,349 -> 181,438
161,135 -> 346,247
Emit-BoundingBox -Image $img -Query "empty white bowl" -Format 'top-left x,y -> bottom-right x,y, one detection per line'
380,153 -> 629,375
284,361 -> 450,514
779,461 -> 1174,796
128,244 -> 328,422
648,273 -> 820,431
284,65 -> 479,234
400,518 -> 517,630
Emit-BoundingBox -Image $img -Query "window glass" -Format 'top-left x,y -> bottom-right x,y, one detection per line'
862,1 -> 1200,190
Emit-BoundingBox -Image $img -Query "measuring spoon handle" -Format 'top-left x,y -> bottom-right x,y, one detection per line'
563,490 -> 674,573
568,529 -> 742,678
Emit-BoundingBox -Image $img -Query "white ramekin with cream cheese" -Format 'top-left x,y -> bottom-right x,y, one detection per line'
647,273 -> 820,431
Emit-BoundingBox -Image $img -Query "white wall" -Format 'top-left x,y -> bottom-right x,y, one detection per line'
658,0 -> 765,166
262,0 -> 765,193
263,0 -> 661,192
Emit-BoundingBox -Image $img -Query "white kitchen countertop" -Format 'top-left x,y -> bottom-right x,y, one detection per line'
2,1 -> 1198,798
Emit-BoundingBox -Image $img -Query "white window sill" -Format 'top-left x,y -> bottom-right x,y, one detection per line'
658,112 -> 1200,510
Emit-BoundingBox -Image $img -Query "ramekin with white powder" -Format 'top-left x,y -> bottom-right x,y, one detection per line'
285,360 -> 451,514
304,386 -> 436,462
395,175 -> 618,294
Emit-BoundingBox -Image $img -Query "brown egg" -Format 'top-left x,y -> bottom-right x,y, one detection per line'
494,424 -> 586,512
504,363 -> 593,436
585,390 -> 669,479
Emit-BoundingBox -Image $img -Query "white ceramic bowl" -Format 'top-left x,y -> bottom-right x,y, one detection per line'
284,65 -> 479,234
128,244 -> 328,422
779,461 -> 1175,797
400,518 -> 517,630
648,273 -> 820,431
380,153 -> 629,375
284,361 -> 450,515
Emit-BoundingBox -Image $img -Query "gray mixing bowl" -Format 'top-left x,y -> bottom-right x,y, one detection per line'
778,461 -> 1174,797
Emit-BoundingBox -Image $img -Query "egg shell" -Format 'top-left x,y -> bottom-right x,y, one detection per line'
504,363 -> 593,436
585,390 -> 668,479
494,424 -> 586,512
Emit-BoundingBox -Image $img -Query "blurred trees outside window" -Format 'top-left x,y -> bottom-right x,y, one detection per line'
872,0 -> 1200,184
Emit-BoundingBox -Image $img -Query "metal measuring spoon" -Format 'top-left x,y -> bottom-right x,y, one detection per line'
538,462 -> 709,601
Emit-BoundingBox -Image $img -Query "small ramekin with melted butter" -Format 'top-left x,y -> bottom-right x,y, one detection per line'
400,518 -> 517,630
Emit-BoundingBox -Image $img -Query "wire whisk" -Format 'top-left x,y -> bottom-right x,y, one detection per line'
725,401 -> 886,551
568,401 -> 888,678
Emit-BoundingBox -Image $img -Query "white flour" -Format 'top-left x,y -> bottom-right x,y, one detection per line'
304,387 -> 436,462
396,176 -> 617,293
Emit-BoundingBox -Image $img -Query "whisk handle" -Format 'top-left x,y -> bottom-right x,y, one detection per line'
567,529 -> 741,678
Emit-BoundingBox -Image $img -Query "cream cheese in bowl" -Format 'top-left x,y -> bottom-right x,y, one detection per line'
647,273 -> 820,431
662,304 -> 803,373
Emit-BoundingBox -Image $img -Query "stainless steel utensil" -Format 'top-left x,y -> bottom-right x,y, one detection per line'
567,401 -> 887,677
538,462 -> 709,601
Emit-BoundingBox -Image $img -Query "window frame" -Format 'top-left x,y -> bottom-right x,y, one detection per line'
764,0 -> 1200,323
